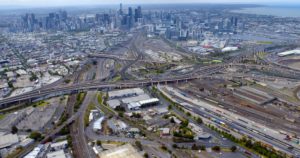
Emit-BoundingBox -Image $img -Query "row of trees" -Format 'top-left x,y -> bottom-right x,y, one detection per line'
208,124 -> 284,158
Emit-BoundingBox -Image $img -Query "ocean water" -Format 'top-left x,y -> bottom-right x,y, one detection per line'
231,6 -> 300,18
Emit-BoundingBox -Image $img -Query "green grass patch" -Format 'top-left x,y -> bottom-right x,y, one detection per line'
212,60 -> 223,63
257,41 -> 273,45
0,114 -> 6,120
115,62 -> 122,71
112,74 -> 122,82
74,92 -> 86,112
84,102 -> 96,127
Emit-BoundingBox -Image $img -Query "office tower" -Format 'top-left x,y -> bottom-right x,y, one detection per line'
119,3 -> 123,15
134,6 -> 142,22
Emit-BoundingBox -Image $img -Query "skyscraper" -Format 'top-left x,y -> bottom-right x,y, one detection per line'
119,3 -> 123,15
134,6 -> 142,22
127,7 -> 134,29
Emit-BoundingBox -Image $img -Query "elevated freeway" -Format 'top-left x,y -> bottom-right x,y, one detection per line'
1,62 -> 299,108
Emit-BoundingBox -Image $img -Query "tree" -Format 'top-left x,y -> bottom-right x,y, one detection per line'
191,144 -> 198,150
180,120 -> 189,128
29,72 -> 38,81
196,117 -> 203,124
135,141 -> 143,151
170,118 -> 175,123
212,146 -> 221,152
132,113 -> 142,118
8,81 -> 14,88
143,153 -> 149,158
168,105 -> 172,110
186,112 -> 191,116
96,140 -> 102,146
245,139 -> 253,148
64,79 -> 71,84
92,60 -> 98,65
172,144 -> 178,148
231,146 -> 237,152
115,106 -> 125,112
29,131 -> 42,140
161,144 -> 167,151
200,145 -> 206,151
118,112 -> 124,117
11,126 -> 18,134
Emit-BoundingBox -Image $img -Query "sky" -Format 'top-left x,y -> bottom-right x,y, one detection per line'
0,0 -> 299,7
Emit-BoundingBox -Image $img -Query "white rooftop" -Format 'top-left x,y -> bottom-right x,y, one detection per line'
0,134 -> 19,149
138,98 -> 159,105
51,140 -> 68,148
128,102 -> 141,110
108,88 -> 144,99
121,94 -> 150,104
107,99 -> 121,109
222,46 -> 238,52
93,116 -> 105,131
98,144 -> 143,158
278,49 -> 300,57
46,150 -> 66,158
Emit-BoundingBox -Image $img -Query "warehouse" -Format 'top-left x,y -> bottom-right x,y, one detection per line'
107,99 -> 121,109
93,116 -> 105,132
46,150 -> 66,158
0,134 -> 19,149
121,94 -> 150,104
127,98 -> 160,110
98,144 -> 143,158
138,98 -> 159,107
108,88 -> 144,99
127,102 -> 141,110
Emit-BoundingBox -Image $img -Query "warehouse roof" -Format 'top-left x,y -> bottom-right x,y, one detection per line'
93,116 -> 105,131
121,94 -> 150,104
0,134 -> 19,149
128,102 -> 141,110
108,88 -> 144,99
98,144 -> 143,158
107,99 -> 121,109
138,98 -> 159,105
46,150 -> 66,158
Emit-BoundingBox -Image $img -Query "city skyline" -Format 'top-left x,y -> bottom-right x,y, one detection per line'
0,0 -> 300,7
0,1 -> 300,158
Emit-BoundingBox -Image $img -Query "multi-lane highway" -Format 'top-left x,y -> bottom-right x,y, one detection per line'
1,61 -> 299,109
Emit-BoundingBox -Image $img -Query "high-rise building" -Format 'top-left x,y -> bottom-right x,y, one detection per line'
134,6 -> 142,22
119,3 -> 123,15
127,7 -> 134,29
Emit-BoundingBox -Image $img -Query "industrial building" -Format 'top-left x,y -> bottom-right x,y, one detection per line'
46,150 -> 66,158
107,119 -> 128,133
24,144 -> 45,158
50,140 -> 68,151
278,49 -> 300,57
108,88 -> 144,99
0,134 -> 19,149
127,98 -> 159,110
98,144 -> 143,158
93,116 -> 105,132
121,94 -> 150,104
107,99 -> 121,109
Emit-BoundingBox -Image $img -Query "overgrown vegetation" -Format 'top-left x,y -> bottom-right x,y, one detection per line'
74,92 -> 86,112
